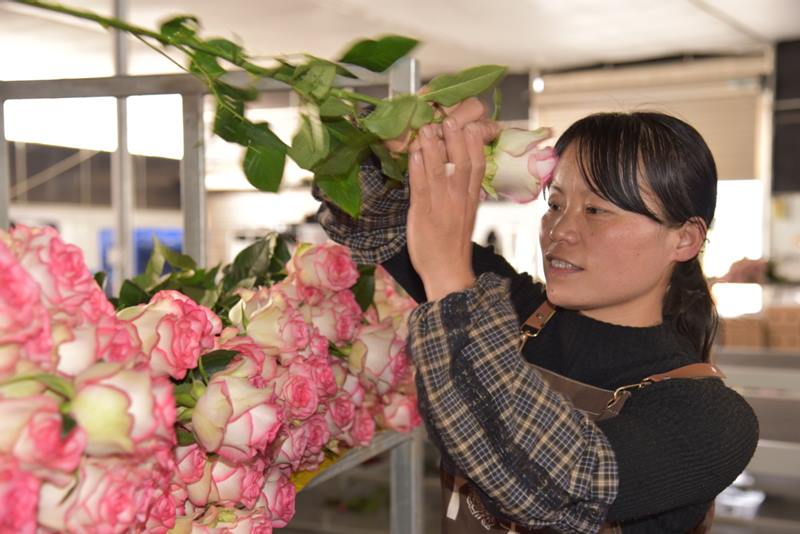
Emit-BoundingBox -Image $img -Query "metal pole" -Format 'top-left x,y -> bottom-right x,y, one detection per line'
0,99 -> 9,229
180,93 -> 206,264
111,0 -> 134,292
389,55 -> 423,534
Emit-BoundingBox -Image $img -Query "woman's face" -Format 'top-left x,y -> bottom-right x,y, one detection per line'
539,146 -> 682,327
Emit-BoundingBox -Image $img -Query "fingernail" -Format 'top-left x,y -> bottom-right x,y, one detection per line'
412,150 -> 422,163
422,126 -> 435,138
444,118 -> 457,130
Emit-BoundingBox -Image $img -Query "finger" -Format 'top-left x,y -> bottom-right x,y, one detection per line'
408,149 -> 430,212
464,123 -> 487,200
443,117 -> 472,196
444,98 -> 487,128
419,124 -> 448,199
476,119 -> 501,143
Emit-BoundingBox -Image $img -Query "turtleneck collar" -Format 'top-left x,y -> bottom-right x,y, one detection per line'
522,307 -> 700,390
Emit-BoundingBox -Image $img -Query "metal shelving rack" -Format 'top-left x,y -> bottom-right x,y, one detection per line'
0,25 -> 425,534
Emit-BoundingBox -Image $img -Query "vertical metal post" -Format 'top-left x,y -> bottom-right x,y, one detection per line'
180,93 -> 206,265
0,99 -> 9,229
111,0 -> 134,292
388,55 -> 423,534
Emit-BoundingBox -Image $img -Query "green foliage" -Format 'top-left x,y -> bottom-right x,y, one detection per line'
351,265 -> 376,312
338,35 -> 419,72
423,65 -> 507,106
19,1 -> 513,249
197,350 -> 240,383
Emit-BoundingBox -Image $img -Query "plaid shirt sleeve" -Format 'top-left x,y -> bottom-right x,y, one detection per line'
313,157 -> 409,265
408,272 -> 619,533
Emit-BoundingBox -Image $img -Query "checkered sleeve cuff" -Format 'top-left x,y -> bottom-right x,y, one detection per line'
313,157 -> 409,265
408,272 -> 619,532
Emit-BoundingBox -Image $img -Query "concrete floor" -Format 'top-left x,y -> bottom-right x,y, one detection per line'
283,442 -> 800,534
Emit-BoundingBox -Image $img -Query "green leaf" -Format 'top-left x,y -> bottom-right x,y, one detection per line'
60,413 -> 77,440
157,239 -> 196,271
223,236 -> 274,292
93,271 -> 107,290
410,101 -> 434,130
34,373 -> 75,399
314,124 -> 376,177
244,127 -> 287,192
288,114 -> 330,170
213,97 -> 246,144
362,95 -> 420,140
316,164 -> 362,218
199,350 -> 240,379
160,15 -> 199,44
370,144 -> 407,182
176,427 -> 197,446
190,51 -> 226,80
118,280 -> 151,309
351,265 -> 376,311
203,37 -> 245,65
268,236 -> 292,276
338,35 -> 419,73
318,97 -> 353,118
423,65 -> 507,107
492,87 -> 502,121
293,60 -> 338,102
174,382 -> 197,408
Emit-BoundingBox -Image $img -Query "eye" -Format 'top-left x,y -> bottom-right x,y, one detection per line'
547,201 -> 562,212
586,205 -> 605,215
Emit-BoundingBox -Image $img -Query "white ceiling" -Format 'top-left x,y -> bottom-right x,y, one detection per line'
0,0 -> 799,81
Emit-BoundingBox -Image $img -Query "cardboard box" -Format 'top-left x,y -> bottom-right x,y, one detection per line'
720,315 -> 766,348
765,306 -> 800,351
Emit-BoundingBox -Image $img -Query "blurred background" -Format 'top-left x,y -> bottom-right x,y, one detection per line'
1,1 -> 799,532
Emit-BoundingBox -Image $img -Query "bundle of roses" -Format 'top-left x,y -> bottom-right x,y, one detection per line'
0,225 -> 420,533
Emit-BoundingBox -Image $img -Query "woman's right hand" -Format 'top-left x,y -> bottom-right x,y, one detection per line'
383,97 -> 499,154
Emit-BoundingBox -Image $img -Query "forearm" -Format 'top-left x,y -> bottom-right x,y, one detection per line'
408,272 -> 618,532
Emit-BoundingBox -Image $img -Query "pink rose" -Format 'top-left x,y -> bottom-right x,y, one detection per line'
325,394 -> 356,437
216,332 -> 279,387
303,414 -> 330,457
378,392 -> 422,433
288,243 -> 359,292
348,321 -> 410,395
118,290 -> 222,380
0,456 -> 39,534
234,293 -> 311,354
176,444 -> 207,485
272,275 -> 324,307
0,241 -> 49,347
272,364 -> 320,421
0,395 -> 86,483
37,454 -> 173,533
371,266 -> 416,330
258,467 -> 296,528
271,424 -> 308,471
341,373 -> 367,407
345,407 -> 376,447
484,127 -> 557,203
188,456 -> 266,509
306,290 -> 363,344
192,375 -> 283,463
191,505 -> 274,533
70,362 -> 176,456
308,358 -> 338,400
56,313 -> 141,376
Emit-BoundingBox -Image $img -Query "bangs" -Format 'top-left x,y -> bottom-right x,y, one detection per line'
554,113 -> 663,224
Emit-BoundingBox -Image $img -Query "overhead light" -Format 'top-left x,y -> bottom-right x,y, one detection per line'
531,75 -> 544,94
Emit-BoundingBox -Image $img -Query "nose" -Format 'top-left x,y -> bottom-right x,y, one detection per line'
547,209 -> 580,244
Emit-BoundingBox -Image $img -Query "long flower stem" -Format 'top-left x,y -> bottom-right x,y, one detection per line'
14,0 -> 386,106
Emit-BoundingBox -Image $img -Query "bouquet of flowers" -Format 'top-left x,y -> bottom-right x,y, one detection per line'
0,225 -> 421,533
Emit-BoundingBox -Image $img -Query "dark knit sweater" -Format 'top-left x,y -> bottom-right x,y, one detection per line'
384,243 -> 759,533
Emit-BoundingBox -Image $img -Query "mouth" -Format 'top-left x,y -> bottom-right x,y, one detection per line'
545,254 -> 584,272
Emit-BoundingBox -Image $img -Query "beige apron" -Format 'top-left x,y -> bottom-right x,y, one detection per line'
439,301 -> 724,534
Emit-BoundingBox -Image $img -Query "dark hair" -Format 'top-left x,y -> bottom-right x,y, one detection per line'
553,112 -> 719,362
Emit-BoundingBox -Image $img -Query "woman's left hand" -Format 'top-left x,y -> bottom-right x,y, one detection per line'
407,118 -> 495,301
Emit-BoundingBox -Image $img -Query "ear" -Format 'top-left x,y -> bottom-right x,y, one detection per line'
672,217 -> 706,262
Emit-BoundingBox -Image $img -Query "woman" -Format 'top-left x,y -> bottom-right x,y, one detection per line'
315,99 -> 758,532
